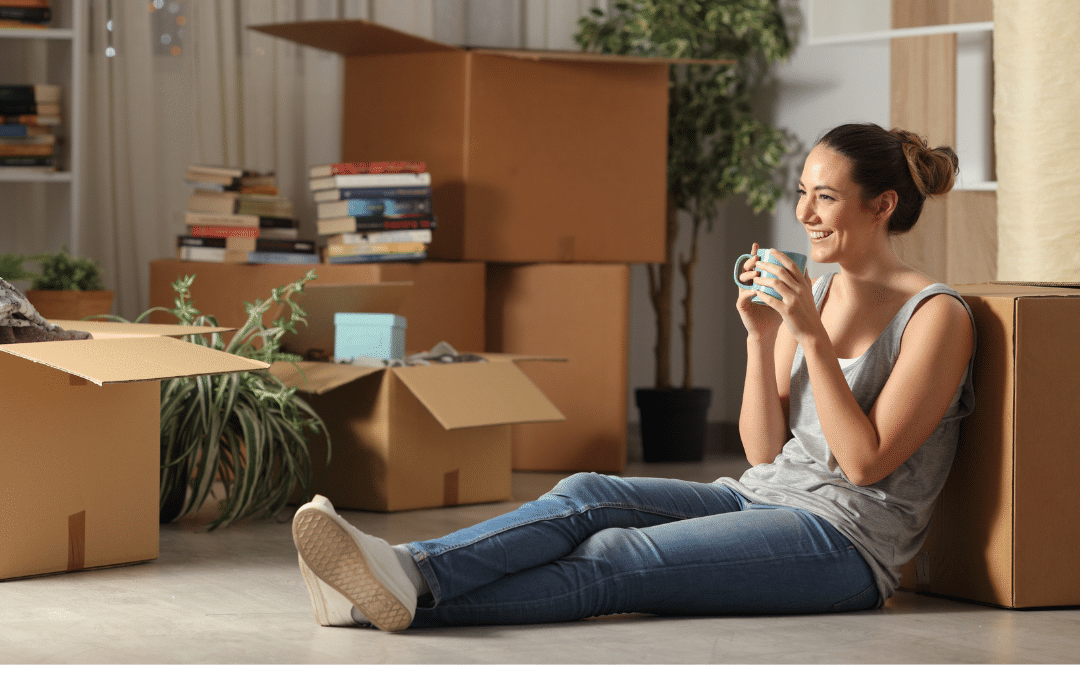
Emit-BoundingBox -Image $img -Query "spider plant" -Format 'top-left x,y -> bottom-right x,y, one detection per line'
117,271 -> 329,529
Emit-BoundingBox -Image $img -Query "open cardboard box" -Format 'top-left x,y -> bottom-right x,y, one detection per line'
249,19 -> 727,264
898,283 -> 1080,608
272,282 -> 564,511
0,320 -> 268,581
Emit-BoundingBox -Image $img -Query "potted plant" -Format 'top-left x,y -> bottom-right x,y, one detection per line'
113,271 -> 330,529
0,248 -> 113,320
575,1 -> 793,461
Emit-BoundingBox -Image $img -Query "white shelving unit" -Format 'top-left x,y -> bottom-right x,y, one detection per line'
0,0 -> 86,254
807,0 -> 996,191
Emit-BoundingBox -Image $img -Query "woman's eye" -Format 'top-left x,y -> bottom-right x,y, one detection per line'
796,187 -> 806,196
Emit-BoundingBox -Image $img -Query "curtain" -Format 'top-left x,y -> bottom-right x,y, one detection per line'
78,0 -> 601,319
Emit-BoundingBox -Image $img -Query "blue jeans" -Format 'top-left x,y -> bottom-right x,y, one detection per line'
405,473 -> 879,627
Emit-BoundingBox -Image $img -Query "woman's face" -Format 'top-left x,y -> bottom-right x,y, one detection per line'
796,144 -> 881,264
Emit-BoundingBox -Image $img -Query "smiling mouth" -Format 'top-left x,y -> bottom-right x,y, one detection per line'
809,231 -> 833,241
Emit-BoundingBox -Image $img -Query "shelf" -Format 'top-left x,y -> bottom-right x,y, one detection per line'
0,27 -> 73,40
0,171 -> 73,183
808,21 -> 993,46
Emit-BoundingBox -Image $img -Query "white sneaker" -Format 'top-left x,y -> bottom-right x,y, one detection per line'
292,495 -> 417,632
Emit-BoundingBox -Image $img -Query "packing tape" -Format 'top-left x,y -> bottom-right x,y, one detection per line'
67,510 -> 86,571
443,469 -> 460,506
995,0 -> 1080,281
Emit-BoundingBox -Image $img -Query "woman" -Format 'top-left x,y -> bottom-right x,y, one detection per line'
291,122 -> 976,632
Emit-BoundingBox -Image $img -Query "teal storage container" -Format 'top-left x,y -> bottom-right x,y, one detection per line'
334,312 -> 407,360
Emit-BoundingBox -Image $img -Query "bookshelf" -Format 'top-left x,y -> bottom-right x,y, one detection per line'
0,0 -> 86,254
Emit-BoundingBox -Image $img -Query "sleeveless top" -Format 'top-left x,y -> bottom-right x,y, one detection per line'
716,273 -> 977,605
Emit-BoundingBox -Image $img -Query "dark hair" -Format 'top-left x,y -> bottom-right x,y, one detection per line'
816,123 -> 959,234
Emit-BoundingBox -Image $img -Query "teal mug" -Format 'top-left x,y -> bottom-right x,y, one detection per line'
733,248 -> 808,304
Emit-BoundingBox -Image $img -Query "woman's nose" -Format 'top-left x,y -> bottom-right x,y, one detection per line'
796,196 -> 813,223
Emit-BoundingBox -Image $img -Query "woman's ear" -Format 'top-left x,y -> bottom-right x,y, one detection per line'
874,190 -> 899,223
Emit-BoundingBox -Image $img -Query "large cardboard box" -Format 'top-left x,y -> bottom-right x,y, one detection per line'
249,19 -> 708,264
0,321 -> 267,580
149,259 -> 486,355
269,283 -> 564,511
899,284 -> 1080,608
486,263 -> 629,472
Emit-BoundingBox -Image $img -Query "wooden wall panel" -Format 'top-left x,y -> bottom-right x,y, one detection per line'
946,191 -> 998,284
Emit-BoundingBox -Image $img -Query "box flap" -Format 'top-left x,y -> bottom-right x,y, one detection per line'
393,360 -> 564,430
50,320 -> 233,339
267,360 -> 382,394
479,353 -> 567,363
0,336 -> 268,385
250,19 -> 732,66
960,283 -> 1080,298
249,20 -> 456,56
278,282 -> 413,358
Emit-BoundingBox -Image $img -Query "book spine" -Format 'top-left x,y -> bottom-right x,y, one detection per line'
309,160 -> 426,178
258,215 -> 298,229
178,235 -> 227,248
312,186 -> 432,202
309,172 -> 431,191
325,251 -> 427,265
0,7 -> 51,22
354,218 -> 436,232
326,241 -> 427,257
1,114 -> 60,126
0,143 -> 53,156
327,229 -> 433,245
254,238 -> 317,253
246,251 -> 320,265
0,155 -> 53,167
184,211 -> 258,227
188,225 -> 260,239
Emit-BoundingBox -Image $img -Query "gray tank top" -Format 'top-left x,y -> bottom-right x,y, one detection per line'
717,273 -> 976,604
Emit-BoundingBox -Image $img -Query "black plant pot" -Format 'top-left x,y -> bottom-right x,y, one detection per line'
635,387 -> 712,462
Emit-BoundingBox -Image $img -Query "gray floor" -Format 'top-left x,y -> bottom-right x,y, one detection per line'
4,452 -> 1080,665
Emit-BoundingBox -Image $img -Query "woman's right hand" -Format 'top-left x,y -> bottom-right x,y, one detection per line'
735,243 -> 783,341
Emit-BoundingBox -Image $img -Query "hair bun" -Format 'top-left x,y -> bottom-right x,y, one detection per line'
892,128 -> 959,197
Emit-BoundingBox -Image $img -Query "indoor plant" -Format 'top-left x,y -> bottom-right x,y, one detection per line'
0,248 -> 114,319
575,0 -> 793,461
115,271 -> 330,529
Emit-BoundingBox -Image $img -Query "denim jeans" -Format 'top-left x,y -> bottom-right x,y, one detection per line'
405,473 -> 879,627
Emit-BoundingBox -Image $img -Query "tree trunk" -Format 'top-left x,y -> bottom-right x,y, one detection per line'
649,197 -> 680,390
679,215 -> 702,389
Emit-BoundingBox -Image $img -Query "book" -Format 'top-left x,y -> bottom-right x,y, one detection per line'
308,160 -> 426,178
177,246 -> 249,263
252,238 -> 317,254
326,241 -> 427,258
0,102 -> 60,116
308,171 -> 431,192
0,142 -> 53,156
311,185 -> 431,202
185,169 -> 239,188
0,85 -> 59,104
0,155 -> 53,169
1,114 -> 61,126
316,196 -> 432,220
187,191 -> 293,218
187,164 -> 244,178
187,224 -> 260,239
178,234 -> 256,252
184,211 -> 297,230
325,250 -> 427,265
247,251 -> 320,265
316,216 -> 437,236
0,5 -> 50,22
326,229 -> 433,246
0,123 -> 52,138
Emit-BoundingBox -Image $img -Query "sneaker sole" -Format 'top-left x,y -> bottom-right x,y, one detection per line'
293,507 -> 413,632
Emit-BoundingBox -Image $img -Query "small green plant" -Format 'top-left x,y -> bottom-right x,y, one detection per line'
114,271 -> 330,530
0,248 -> 105,290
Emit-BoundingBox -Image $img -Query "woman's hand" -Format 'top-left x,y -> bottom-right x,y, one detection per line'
748,250 -> 822,343
735,243 -> 782,342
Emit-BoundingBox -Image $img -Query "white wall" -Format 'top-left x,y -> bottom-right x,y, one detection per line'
624,0 -> 892,424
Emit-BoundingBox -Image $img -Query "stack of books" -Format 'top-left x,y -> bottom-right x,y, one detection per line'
0,84 -> 60,173
179,164 -> 319,265
0,1 -> 52,29
310,161 -> 435,264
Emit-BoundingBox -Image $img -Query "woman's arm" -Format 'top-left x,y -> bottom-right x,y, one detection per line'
800,293 -> 973,485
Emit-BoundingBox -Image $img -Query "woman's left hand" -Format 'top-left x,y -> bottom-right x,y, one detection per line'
750,251 -> 821,342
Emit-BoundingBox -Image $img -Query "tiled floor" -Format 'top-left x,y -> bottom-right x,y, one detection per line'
4,453 -> 1079,665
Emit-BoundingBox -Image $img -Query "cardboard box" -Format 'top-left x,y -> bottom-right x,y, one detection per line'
269,282 -> 564,511
486,263 -> 629,472
249,19 -> 711,264
149,259 -> 486,355
0,320 -> 267,580
898,283 -> 1080,608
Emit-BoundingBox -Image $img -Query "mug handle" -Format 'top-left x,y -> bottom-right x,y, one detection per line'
733,253 -> 756,290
